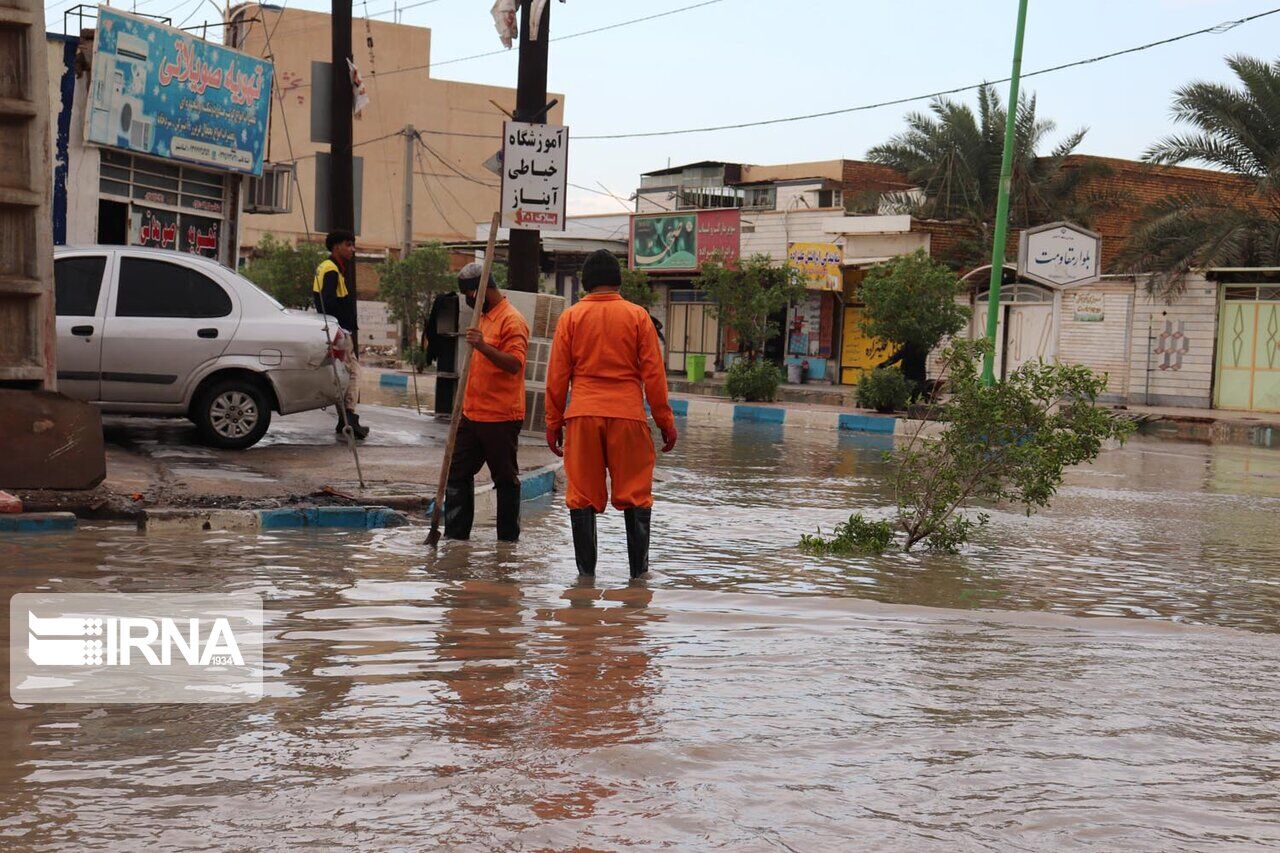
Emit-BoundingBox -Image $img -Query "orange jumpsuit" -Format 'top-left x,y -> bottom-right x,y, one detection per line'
546,292 -> 674,513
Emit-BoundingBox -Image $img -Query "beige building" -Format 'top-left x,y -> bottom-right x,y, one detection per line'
228,4 -> 565,260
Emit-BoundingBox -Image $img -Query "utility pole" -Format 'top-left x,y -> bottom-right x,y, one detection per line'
402,124 -> 415,258
330,0 -> 355,235
981,0 -> 1030,386
507,0 -> 550,293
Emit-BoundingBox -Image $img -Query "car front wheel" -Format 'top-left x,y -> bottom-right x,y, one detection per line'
194,378 -> 272,449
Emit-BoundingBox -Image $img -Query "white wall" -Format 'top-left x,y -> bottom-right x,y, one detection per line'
47,37 -> 99,245
1127,274 -> 1218,408
1057,281 -> 1135,401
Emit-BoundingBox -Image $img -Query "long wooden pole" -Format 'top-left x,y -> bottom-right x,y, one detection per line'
425,212 -> 502,547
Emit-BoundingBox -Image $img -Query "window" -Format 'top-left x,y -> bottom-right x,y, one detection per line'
743,187 -> 776,209
116,258 -> 233,318
817,189 -> 842,209
55,256 -> 107,316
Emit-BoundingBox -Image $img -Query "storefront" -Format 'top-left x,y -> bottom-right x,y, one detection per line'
97,149 -> 230,260
630,209 -> 741,376
49,9 -> 272,267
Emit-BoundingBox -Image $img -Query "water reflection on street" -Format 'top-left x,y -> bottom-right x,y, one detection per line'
3,423 -> 1279,849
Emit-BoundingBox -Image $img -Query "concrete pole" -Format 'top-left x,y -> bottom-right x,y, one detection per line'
330,0 -> 354,234
507,0 -> 550,293
402,124 -> 415,258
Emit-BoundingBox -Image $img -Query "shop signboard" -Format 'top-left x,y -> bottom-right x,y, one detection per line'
130,205 -> 179,250
180,215 -> 221,258
500,121 -> 568,231
630,209 -> 740,272
86,8 -> 273,176
787,242 -> 843,291
128,206 -> 220,258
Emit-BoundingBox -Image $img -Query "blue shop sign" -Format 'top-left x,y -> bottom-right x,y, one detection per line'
86,8 -> 273,176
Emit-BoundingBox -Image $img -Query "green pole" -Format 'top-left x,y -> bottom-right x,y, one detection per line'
981,0 -> 1031,385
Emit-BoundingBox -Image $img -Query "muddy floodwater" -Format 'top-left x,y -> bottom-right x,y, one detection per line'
3,422 -> 1280,850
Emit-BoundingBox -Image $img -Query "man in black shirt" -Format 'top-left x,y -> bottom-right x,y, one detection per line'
313,230 -> 368,439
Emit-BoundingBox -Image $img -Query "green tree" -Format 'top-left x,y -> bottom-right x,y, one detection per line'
377,243 -> 455,342
801,339 -> 1133,554
857,250 -> 970,385
696,253 -> 806,362
240,234 -> 326,308
1119,55 -> 1280,299
868,84 -> 1108,268
620,267 -> 658,309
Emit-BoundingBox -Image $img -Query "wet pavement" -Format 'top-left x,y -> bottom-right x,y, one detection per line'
3,423 -> 1280,849
22,393 -> 557,513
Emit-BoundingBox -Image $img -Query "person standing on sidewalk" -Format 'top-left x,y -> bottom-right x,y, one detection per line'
443,262 -> 529,542
545,250 -> 678,579
313,229 -> 368,440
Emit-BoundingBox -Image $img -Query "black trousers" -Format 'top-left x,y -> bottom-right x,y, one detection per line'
444,416 -> 522,540
449,417 -> 521,488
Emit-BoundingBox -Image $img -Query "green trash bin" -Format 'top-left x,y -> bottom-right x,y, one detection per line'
685,354 -> 706,382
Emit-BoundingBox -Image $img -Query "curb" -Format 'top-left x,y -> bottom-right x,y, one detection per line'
135,461 -> 564,534
672,394 -> 937,438
378,372 -> 410,388
141,505 -> 412,533
0,512 -> 77,533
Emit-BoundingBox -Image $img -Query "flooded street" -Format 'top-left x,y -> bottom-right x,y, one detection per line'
4,423 -> 1280,850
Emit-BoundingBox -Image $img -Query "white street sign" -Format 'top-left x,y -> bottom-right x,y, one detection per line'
501,121 -> 568,232
1017,222 -> 1102,288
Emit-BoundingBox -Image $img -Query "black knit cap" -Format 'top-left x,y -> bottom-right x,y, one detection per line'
581,249 -> 621,290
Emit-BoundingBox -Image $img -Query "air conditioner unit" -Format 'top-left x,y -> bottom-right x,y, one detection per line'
244,163 -> 295,214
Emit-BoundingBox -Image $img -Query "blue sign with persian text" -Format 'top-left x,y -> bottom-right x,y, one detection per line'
86,8 -> 273,176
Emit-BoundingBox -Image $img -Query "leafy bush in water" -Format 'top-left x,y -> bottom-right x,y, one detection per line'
800,514 -> 896,555
856,367 -> 912,413
801,338 -> 1135,554
725,358 -> 783,402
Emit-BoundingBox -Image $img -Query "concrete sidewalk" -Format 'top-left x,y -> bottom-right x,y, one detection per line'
14,403 -> 561,519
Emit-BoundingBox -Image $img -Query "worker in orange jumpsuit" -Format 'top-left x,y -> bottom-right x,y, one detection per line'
444,262 -> 529,542
545,250 -> 678,578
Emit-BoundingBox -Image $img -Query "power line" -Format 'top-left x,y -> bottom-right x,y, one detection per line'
286,0 -> 728,88
415,135 -> 498,187
576,6 -> 1280,140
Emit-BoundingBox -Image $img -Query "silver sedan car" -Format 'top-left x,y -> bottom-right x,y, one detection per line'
54,246 -> 349,449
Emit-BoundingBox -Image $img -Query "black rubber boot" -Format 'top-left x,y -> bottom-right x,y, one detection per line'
569,508 -> 597,576
495,483 -> 521,542
442,483 -> 474,540
334,408 -> 346,433
346,410 -> 370,440
624,507 -> 652,579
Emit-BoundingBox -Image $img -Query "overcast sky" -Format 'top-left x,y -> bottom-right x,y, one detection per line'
65,0 -> 1280,215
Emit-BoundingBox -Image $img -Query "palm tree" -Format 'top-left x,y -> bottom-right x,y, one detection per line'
1119,55 -> 1280,299
869,84 -> 1106,268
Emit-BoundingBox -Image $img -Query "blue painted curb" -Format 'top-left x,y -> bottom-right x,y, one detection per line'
521,468 -> 556,501
0,512 -> 77,532
258,506 -> 410,530
734,404 -> 786,424
839,413 -> 898,434
670,399 -> 689,418
379,372 -> 410,388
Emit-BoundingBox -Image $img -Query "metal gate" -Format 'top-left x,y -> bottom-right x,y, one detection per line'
666,290 -> 719,373
1215,286 -> 1280,412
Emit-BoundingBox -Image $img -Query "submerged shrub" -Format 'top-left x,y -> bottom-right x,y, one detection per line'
799,513 -> 895,555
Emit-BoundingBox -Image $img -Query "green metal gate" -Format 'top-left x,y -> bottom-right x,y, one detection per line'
1215,286 -> 1280,412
